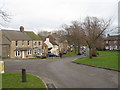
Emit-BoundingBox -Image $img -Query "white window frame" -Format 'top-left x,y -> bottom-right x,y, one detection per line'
27,50 -> 32,55
37,49 -> 42,55
15,51 -> 21,57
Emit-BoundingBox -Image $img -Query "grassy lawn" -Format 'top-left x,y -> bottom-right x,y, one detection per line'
28,57 -> 41,60
47,57 -> 60,59
73,51 -> 119,70
63,51 -> 77,57
2,73 -> 46,88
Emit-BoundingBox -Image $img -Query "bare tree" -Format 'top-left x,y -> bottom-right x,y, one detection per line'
51,30 -> 67,43
63,21 -> 84,54
38,31 -> 51,37
0,1 -> 11,26
82,17 -> 111,59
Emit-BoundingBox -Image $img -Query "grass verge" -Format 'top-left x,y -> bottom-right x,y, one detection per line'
73,51 -> 119,70
63,51 -> 77,57
2,73 -> 46,88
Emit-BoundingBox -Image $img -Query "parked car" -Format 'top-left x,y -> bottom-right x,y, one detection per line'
48,53 -> 58,57
63,51 -> 67,54
78,52 -> 82,55
36,54 -> 47,59
116,49 -> 120,51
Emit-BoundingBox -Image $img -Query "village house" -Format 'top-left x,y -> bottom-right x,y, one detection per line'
0,27 -> 33,59
44,37 -> 59,55
0,26 -> 47,59
25,30 -> 48,57
104,34 -> 120,50
25,30 -> 43,57
58,41 -> 68,53
44,35 -> 69,56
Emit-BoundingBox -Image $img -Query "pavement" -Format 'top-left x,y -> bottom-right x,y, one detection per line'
4,56 -> 119,88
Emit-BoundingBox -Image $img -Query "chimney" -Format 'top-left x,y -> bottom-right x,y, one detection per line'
20,26 -> 24,32
107,34 -> 110,37
46,38 -> 49,42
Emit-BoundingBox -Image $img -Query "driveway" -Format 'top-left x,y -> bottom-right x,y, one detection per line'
4,56 -> 118,88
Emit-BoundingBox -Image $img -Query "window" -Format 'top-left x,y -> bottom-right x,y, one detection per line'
16,41 -> 18,46
37,49 -> 42,55
114,45 -> 117,49
22,41 -> 24,46
39,42 -> 41,46
34,41 -> 37,46
34,49 -> 37,54
114,40 -> 117,44
27,50 -> 32,55
15,51 -> 20,56
106,41 -> 109,44
28,41 -> 30,46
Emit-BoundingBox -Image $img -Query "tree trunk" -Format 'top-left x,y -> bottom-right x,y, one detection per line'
78,45 -> 80,54
74,46 -> 77,54
89,48 -> 92,59
92,48 -> 97,57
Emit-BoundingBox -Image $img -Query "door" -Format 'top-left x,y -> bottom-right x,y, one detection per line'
22,51 -> 25,58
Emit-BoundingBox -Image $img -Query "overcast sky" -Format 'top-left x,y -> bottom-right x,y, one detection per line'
0,0 -> 119,33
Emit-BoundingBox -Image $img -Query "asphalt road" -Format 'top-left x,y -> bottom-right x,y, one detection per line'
4,56 -> 118,88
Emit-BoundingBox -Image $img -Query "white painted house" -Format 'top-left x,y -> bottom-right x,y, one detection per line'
44,38 -> 59,55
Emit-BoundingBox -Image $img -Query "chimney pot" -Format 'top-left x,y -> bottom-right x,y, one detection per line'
20,26 -> 24,32
107,34 -> 110,37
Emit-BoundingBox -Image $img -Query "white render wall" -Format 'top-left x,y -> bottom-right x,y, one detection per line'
44,38 -> 59,55
44,38 -> 53,48
51,45 -> 59,55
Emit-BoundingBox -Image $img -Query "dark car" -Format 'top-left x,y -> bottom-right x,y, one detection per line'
78,52 -> 82,55
48,53 -> 58,57
63,51 -> 67,54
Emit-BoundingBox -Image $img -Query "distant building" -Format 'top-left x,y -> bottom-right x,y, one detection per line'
104,34 -> 120,50
44,37 -> 59,55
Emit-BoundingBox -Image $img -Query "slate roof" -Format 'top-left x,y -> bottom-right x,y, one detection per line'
47,35 -> 56,41
25,31 -> 40,40
50,40 -> 58,45
46,35 -> 58,45
1,35 -> 11,44
38,34 -> 46,40
0,31 -> 11,44
105,35 -> 120,41
1,29 -> 32,41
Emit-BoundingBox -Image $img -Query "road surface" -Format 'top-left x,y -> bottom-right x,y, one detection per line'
4,56 -> 118,88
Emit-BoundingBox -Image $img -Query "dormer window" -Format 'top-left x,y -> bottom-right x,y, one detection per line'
16,41 -> 18,46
